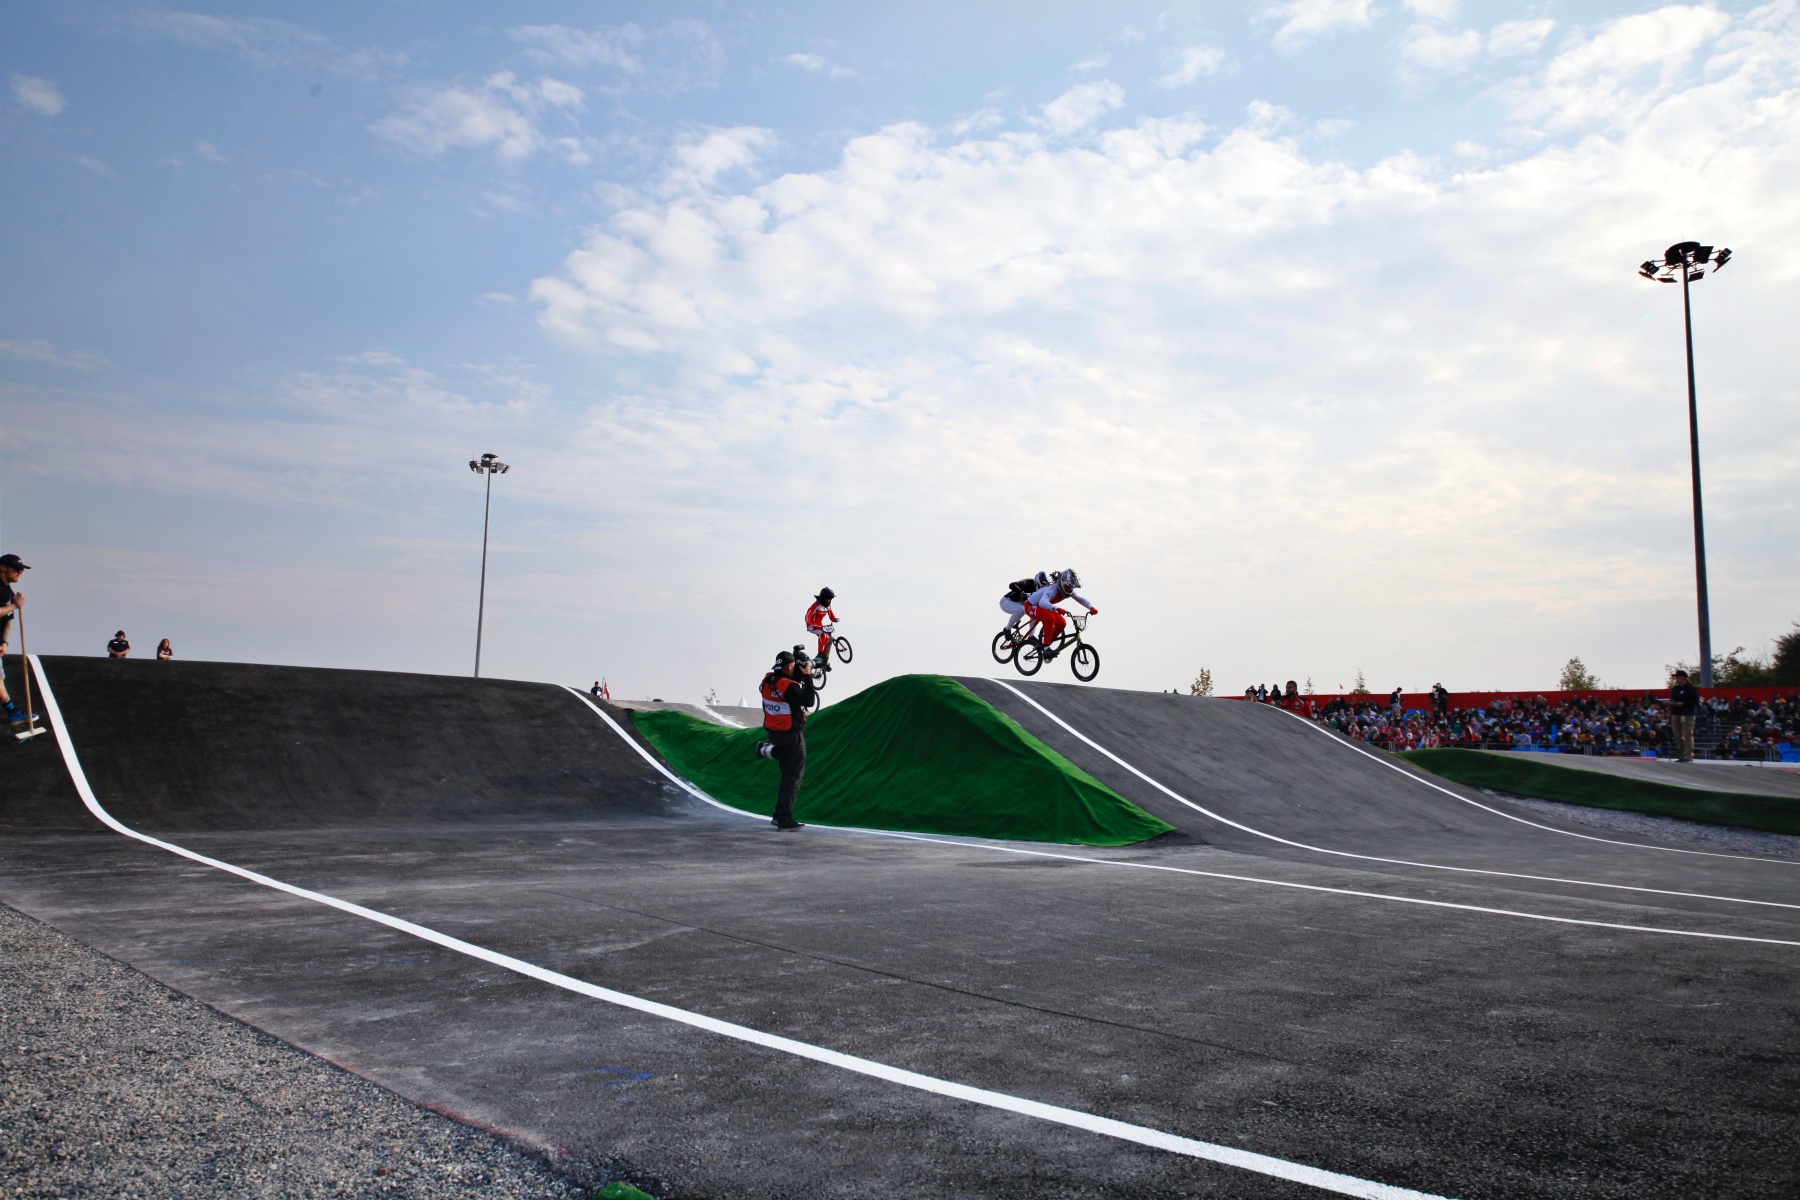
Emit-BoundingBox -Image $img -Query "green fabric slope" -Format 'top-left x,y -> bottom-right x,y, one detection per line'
1399,748 -> 1800,836
631,674 -> 1174,846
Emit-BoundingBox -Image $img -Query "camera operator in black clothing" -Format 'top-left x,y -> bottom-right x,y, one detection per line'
756,648 -> 817,830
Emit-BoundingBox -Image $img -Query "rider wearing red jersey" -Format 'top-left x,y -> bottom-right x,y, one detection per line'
804,587 -> 837,665
1025,569 -> 1096,653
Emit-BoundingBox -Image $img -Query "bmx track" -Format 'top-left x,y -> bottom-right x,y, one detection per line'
4,657 -> 1798,1199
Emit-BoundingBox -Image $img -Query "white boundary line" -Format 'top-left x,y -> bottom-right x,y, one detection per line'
1264,702 -> 1800,867
990,680 -> 1800,912
701,704 -> 746,728
593,678 -> 1800,946
26,658 -> 1447,1200
561,687 -> 764,819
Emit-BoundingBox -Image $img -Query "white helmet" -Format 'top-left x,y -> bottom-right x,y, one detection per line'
1058,568 -> 1081,590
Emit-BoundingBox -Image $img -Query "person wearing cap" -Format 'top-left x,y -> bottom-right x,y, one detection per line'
756,648 -> 817,830
0,553 -> 28,725
1666,669 -> 1701,761
107,631 -> 131,659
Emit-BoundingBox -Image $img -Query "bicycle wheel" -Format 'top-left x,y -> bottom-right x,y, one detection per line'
990,630 -> 1018,664
834,635 -> 853,664
811,665 -> 828,692
1071,643 -> 1100,682
1015,638 -> 1045,676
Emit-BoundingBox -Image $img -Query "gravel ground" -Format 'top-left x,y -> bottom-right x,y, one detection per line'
0,903 -> 605,1200
1481,789 -> 1800,858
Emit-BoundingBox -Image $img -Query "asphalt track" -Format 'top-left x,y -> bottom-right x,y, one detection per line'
1479,750 -> 1800,798
4,658 -> 1799,1199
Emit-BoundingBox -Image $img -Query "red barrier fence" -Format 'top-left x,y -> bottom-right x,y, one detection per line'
1234,686 -> 1797,711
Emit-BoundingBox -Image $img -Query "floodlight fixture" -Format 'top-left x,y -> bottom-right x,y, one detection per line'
1637,241 -> 1732,687
469,452 -> 510,678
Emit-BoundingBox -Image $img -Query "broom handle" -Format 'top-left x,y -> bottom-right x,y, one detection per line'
16,606 -> 34,723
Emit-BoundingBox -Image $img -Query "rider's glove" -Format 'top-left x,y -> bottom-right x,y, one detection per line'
1087,607 -> 1098,614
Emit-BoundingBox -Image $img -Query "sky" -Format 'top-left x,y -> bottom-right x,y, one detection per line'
2,0 -> 1796,704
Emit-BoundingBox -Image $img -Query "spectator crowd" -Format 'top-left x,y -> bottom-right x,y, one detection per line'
1287,689 -> 1799,761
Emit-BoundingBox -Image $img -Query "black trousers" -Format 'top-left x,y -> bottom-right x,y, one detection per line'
768,728 -> 807,825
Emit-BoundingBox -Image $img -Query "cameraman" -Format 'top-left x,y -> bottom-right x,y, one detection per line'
756,647 -> 817,830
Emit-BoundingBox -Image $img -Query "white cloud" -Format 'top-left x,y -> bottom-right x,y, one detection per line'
1488,18 -> 1555,58
781,52 -> 857,80
1038,81 -> 1126,135
1511,4 -> 1734,130
0,339 -> 112,370
510,23 -> 644,71
195,140 -> 228,163
508,20 -> 721,94
76,155 -> 115,178
371,73 -> 586,163
1159,45 -> 1226,87
663,127 -> 777,194
11,73 -> 64,115
1404,0 -> 1459,19
1263,0 -> 1378,52
516,7 -> 1798,692
80,6 -> 401,76
1401,25 -> 1484,73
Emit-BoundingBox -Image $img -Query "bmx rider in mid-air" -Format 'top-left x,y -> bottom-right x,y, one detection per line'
804,588 -> 837,668
1025,569 -> 1097,658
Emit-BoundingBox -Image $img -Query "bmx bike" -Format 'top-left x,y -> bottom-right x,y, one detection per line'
809,624 -> 853,691
990,617 -> 1043,666
1015,611 -> 1099,682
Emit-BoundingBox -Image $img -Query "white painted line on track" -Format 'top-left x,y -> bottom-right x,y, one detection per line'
991,680 -> 1800,911
700,704 -> 746,728
870,833 -> 1800,946
27,658 -> 1450,1200
577,675 -> 1800,946
1263,702 -> 1800,866
562,688 -> 764,820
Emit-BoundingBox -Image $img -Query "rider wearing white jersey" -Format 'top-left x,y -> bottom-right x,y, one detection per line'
1025,569 -> 1095,652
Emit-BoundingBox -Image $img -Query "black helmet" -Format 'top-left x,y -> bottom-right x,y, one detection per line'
817,587 -> 835,602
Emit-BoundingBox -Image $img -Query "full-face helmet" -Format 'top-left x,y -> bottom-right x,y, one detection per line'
1058,568 -> 1081,590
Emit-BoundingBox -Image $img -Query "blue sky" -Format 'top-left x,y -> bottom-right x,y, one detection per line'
3,1 -> 1796,702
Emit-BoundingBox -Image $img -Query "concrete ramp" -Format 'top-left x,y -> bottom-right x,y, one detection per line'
6,656 -> 706,834
960,678 -> 1800,908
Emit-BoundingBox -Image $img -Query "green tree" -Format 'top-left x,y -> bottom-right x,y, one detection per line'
1774,624 -> 1800,685
1189,668 -> 1214,697
1351,669 -> 1370,695
1558,656 -> 1600,691
1668,643 -> 1785,686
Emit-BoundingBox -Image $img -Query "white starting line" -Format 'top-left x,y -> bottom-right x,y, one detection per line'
29,658 -> 1454,1200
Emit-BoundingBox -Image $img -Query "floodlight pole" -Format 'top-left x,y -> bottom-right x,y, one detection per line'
469,452 -> 510,678
1678,264 -> 1712,689
1640,241 -> 1728,689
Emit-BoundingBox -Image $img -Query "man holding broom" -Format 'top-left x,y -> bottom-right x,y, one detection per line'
1,553 -> 35,730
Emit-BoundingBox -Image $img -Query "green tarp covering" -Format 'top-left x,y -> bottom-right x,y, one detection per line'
1399,748 -> 1800,836
630,674 -> 1174,846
